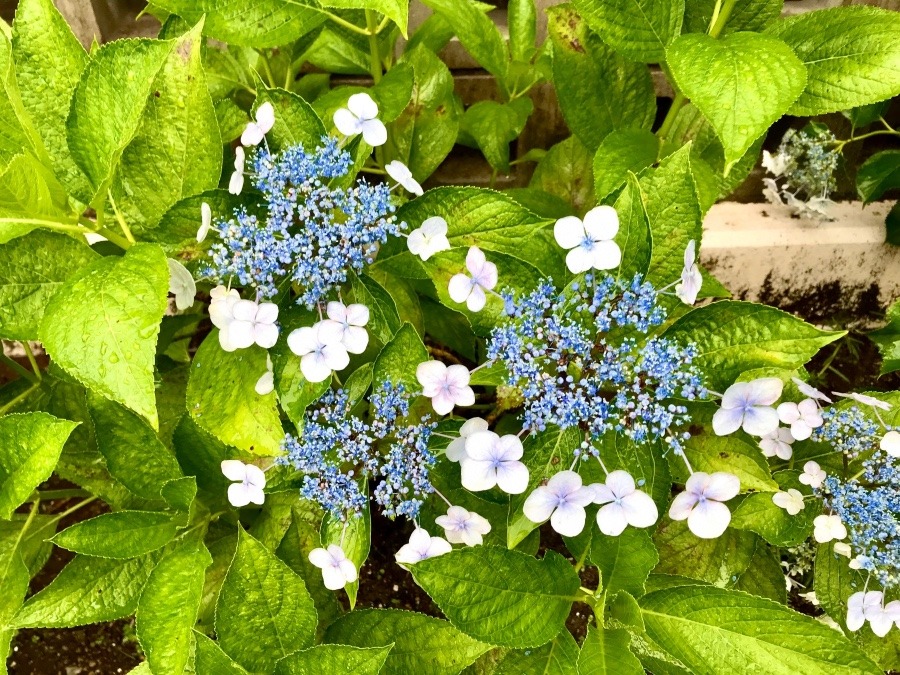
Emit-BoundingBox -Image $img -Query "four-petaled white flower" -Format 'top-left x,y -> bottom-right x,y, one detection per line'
776,399 -> 823,441
446,417 -> 488,462
319,301 -> 370,355
592,470 -> 658,537
255,354 -> 274,396
241,101 -> 275,147
221,460 -> 266,507
395,528 -> 452,565
229,146 -> 246,195
385,160 -> 423,196
287,323 -> 350,383
197,202 -> 212,243
668,472 -> 740,539
881,430 -> 900,458
762,150 -> 789,177
554,205 -> 621,274
712,378 -> 783,437
846,591 -> 900,637
461,431 -> 529,494
522,470 -> 594,537
799,461 -> 826,490
759,427 -> 794,460
448,246 -> 498,312
835,392 -> 892,411
435,506 -> 491,546
813,514 -> 847,543
167,258 -> 196,311
333,93 -> 387,147
772,488 -> 805,516
675,240 -> 703,306
222,299 -> 279,352
309,544 -> 358,590
407,216 -> 451,261
416,360 -> 475,415
791,377 -> 831,403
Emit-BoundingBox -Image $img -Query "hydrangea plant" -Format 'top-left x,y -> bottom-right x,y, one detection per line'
1,0 -> 900,674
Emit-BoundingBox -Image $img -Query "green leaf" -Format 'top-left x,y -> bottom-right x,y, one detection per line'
194,631 -> 249,674
12,0 -> 90,197
730,473 -> 815,547
0,32 -> 42,167
151,0 -> 325,48
460,99 -> 531,173
653,519 -> 757,587
639,585 -> 881,674
420,0 -> 508,80
548,5 -> 656,151
115,22 -> 222,231
215,528 -> 317,672
275,644 -> 393,675
496,630 -> 579,674
683,0 -> 782,34
0,153 -> 72,244
572,0 -> 684,63
372,62 -> 415,123
14,552 -> 158,628
870,299 -> 900,375
323,608 -> 490,674
0,535 -> 29,665
325,0 -> 408,36
256,86 -> 327,152
593,129 -> 659,201
0,230 -> 97,340
666,32 -> 806,170
136,542 -> 211,675
345,363 -> 374,407
351,274 -> 402,345
509,0 -> 537,62
412,548 -> 579,647
846,100 -> 890,129
40,243 -> 168,428
0,412 -> 77,519
591,528 -> 658,598
613,173 -> 652,281
149,188 -> 244,255
530,136 -> 595,216
733,543 -> 786,604
578,624 -> 644,674
186,334 -> 283,455
51,511 -> 178,559
857,150 -> 900,204
373,322 -> 429,391
662,301 -> 845,390
767,6 -> 900,116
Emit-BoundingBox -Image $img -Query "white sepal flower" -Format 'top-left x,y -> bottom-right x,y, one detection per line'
167,258 -> 196,311
229,146 -> 246,195
776,399 -> 823,441
385,160 -> 423,196
446,417 -> 488,462
448,246 -> 498,312
762,150 -> 789,177
333,93 -> 387,147
772,489 -> 804,516
833,542 -> 852,558
869,599 -> 900,638
435,506 -> 491,546
197,202 -> 212,243
407,216 -> 451,261
241,101 -> 275,147
791,377 -> 831,403
762,177 -> 783,206
221,460 -> 266,507
522,470 -> 594,537
799,461 -> 826,490
712,378 -> 783,437
759,427 -> 794,460
308,544 -> 358,591
675,240 -> 703,306
416,361 -> 475,415
668,472 -> 740,539
209,285 -> 240,330
847,591 -> 881,632
255,354 -> 274,396
813,514 -> 847,543
881,430 -> 900,458
554,205 -> 621,273
461,431 -> 529,494
395,528 -> 452,565
319,301 -> 370,354
223,299 -> 279,351
592,470 -> 658,536
835,392 -> 892,411
287,324 -> 349,383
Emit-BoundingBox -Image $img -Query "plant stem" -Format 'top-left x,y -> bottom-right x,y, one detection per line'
365,11 -> 383,84
0,500 -> 40,581
0,353 -> 38,384
708,0 -> 738,38
31,497 -> 97,537
323,10 -> 372,36
22,342 -> 41,381
0,383 -> 38,416
834,128 -> 900,151
107,191 -> 136,245
0,217 -> 84,233
656,93 -> 686,142
27,489 -> 92,502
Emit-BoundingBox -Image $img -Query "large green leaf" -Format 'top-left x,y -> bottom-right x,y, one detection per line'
325,0 -> 408,35
640,585 -> 881,674
350,274 -> 402,345
0,32 -> 40,166
51,511 -> 178,559
530,136 -> 595,216
548,5 -> 656,151
577,624 -> 644,674
496,630 -> 579,674
412,548 -> 580,647
767,6 -> 900,116
419,0 -> 508,80
0,153 -> 72,244
215,528 -> 317,672
857,150 -> 900,204
0,412 -> 77,519
591,528 -> 658,598
194,631 -> 249,674
0,529 -> 30,665
594,129 -> 659,201
870,299 -> 900,376
148,188 -> 243,255
733,543 -> 786,604
372,322 -> 429,391
653,520 -> 757,587
275,644 -> 393,675
256,86 -> 327,152
572,0 -> 684,63
323,608 -> 491,674
460,98 -> 532,173
613,173 -> 652,281
663,301 -> 845,390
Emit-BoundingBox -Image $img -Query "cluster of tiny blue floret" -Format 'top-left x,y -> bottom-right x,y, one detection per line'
776,126 -> 840,200
810,407 -> 880,458
204,137 -> 404,307
278,382 -> 435,521
487,273 -> 705,454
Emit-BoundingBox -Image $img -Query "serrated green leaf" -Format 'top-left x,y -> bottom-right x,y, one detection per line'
653,519 -> 757,587
0,541 -> 29,665
351,274 -> 401,345
412,548 -> 579,647
149,188 -> 244,256
857,150 -> 900,204
0,153 -> 72,244
460,99 -> 532,173
256,86 -> 327,152
323,608 -> 490,674
0,32 -> 41,166
52,511 -> 178,559
767,6 -> 900,116
730,472 -> 814,547
215,528 -> 317,672
420,0 -> 508,81
344,363 -> 374,407
572,0 -> 684,63
194,631 -> 249,674
733,542 -> 786,604
0,411 -> 77,519
509,0 -> 537,62
496,630 -> 579,674
591,528 -> 659,598
593,129 -> 659,201
325,0 -> 408,35
613,172 -> 652,281
869,299 -> 900,376
530,136 -> 595,216
372,322 -> 428,391
577,624 -> 643,674
275,644 -> 393,675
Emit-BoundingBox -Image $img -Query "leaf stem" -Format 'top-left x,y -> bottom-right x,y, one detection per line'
834,128 -> 900,152
0,217 -> 84,233
0,383 -> 38,416
26,488 -> 92,502
365,11 -> 383,85
106,191 -> 136,245
656,93 -> 686,143
31,497 -> 97,537
0,353 -> 38,384
22,342 -> 41,381
708,0 -> 737,38
323,10 -> 372,36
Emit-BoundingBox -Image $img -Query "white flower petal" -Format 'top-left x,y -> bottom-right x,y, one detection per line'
333,107 -> 362,136
565,246 -> 595,274
416,360 -> 448,394
254,323 -> 279,350
605,470 -> 636,499
448,274 -> 472,304
495,460 -> 529,495
322,343 -> 350,371
668,491 -> 698,521
460,458 -> 498,491
554,216 -> 585,250
466,285 -> 487,312
228,170 -> 244,195
361,118 -> 387,147
342,326 -> 369,354
597,503 -> 628,536
523,486 -> 557,524
741,406 -> 780,437
255,101 -> 275,133
287,326 -> 318,356
583,205 -> 619,240
301,352 -> 333,383
227,483 -> 253,507
687,499 -> 732,538
221,460 -> 247,482
621,490 -> 658,528
704,472 -> 740,502
550,501 -> 586,537
348,92 -> 379,119
712,406 -> 744,436
255,370 -> 274,395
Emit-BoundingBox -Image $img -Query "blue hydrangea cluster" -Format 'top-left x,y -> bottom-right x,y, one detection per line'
204,137 -> 404,307
810,407 -> 880,458
279,382 -> 435,521
487,274 -> 705,453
